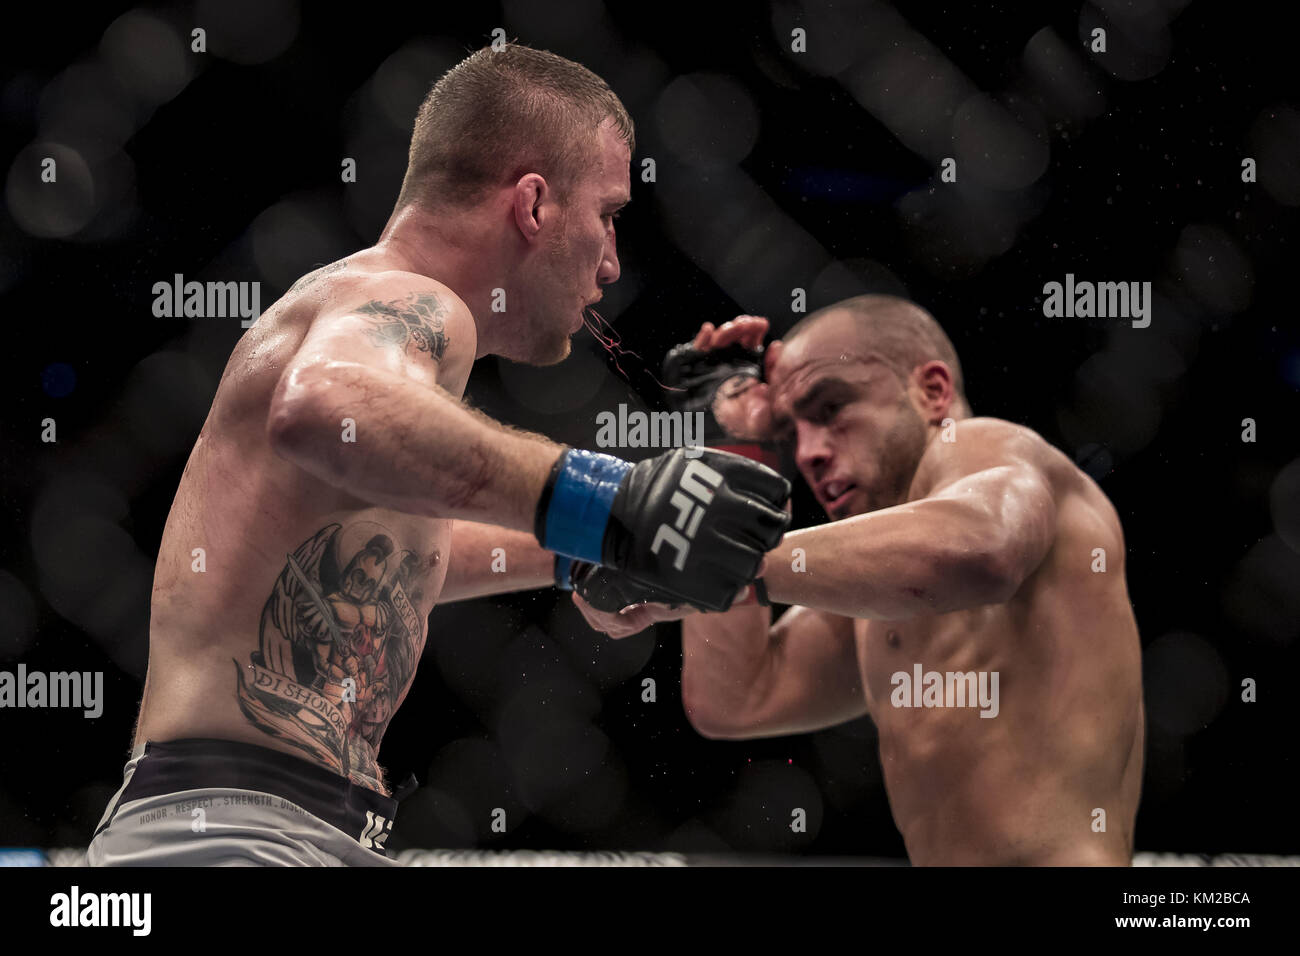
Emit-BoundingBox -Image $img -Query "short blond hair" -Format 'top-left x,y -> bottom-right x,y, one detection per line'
397,44 -> 634,211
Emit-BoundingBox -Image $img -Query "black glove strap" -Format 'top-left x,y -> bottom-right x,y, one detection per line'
662,343 -> 766,411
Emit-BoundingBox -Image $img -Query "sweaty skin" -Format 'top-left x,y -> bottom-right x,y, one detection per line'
138,265 -> 536,794
761,422 -> 1143,866
576,313 -> 1144,865
135,123 -> 631,795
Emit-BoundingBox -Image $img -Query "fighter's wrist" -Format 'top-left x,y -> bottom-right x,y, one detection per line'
534,448 -> 633,564
553,554 -> 577,590
732,577 -> 772,607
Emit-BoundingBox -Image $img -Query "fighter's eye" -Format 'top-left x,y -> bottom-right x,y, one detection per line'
813,401 -> 843,424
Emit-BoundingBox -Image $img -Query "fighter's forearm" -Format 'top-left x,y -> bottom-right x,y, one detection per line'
439,522 -> 556,603
268,359 -> 559,532
680,602 -> 775,729
764,497 -> 1023,619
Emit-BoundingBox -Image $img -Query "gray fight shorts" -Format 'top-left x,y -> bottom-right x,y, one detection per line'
86,738 -> 415,866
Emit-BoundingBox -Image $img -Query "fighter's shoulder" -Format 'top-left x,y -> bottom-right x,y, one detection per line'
918,417 -> 1064,481
952,417 -> 1054,455
316,271 -> 475,362
323,271 -> 473,328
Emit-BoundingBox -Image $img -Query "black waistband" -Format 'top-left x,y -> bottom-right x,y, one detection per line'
104,738 -> 416,858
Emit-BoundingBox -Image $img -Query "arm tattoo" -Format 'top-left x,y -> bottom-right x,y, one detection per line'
355,292 -> 450,364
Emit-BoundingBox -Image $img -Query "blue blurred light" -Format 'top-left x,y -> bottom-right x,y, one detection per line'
0,849 -> 47,866
1281,350 -> 1300,390
41,362 -> 76,398
784,167 -> 916,203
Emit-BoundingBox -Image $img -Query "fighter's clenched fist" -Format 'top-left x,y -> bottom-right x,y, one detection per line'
536,446 -> 790,612
567,315 -> 794,624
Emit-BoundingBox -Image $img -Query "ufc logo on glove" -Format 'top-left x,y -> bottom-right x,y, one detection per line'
537,446 -> 789,612
650,460 -> 724,571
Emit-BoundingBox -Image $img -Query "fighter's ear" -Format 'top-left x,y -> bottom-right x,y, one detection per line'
914,360 -> 955,424
512,173 -> 549,240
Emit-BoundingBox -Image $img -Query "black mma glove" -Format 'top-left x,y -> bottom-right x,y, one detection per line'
570,559 -> 772,613
536,446 -> 790,612
661,341 -> 783,470
567,560 -> 679,612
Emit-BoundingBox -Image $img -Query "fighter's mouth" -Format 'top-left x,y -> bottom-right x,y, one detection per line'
574,295 -> 601,330
819,480 -> 856,512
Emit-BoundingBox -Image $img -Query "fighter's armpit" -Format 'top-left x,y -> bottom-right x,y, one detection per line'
353,291 -> 451,364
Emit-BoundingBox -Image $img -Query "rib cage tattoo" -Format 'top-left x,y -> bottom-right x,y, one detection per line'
235,521 -> 424,789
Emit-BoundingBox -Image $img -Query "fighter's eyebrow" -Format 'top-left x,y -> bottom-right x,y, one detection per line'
770,377 -> 854,434
791,377 -> 854,416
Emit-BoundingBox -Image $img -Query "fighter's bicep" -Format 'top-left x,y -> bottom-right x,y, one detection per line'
750,605 -> 866,734
927,445 -> 1059,582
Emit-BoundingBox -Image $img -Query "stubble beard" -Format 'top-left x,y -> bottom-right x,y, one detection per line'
859,398 -> 930,514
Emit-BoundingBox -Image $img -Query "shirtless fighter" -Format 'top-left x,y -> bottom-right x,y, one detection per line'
86,45 -> 789,866
574,298 -> 1145,865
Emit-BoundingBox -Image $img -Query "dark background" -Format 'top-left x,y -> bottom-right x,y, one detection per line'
1,0 -> 1297,858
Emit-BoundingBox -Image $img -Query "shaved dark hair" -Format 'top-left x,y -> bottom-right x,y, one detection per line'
787,295 -> 970,413
397,43 -> 634,212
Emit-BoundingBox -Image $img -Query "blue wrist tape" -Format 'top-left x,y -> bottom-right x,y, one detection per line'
541,449 -> 632,563
554,554 -> 576,590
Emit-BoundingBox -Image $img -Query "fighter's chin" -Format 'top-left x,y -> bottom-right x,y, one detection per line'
824,502 -> 852,521
543,336 -> 573,366
522,332 -> 572,367
824,487 -> 871,520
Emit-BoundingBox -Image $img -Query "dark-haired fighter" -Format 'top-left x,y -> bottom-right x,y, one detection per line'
87,45 -> 788,867
575,299 -> 1144,865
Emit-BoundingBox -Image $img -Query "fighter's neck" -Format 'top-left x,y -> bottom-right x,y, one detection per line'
373,209 -> 508,349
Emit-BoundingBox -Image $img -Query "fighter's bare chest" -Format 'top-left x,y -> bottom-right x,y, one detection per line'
853,610 -> 999,715
855,619 -> 916,713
